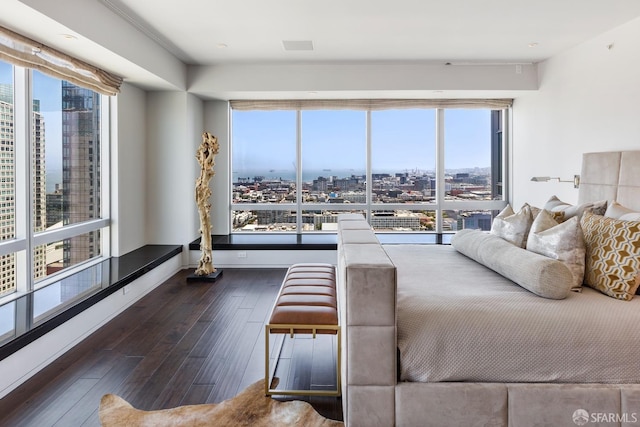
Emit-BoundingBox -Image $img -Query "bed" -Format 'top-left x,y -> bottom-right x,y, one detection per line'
336,150 -> 640,427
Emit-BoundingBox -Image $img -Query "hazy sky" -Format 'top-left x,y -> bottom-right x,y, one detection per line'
232,108 -> 492,177
1,62 -> 67,191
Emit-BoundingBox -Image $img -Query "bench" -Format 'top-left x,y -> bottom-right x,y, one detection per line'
264,263 -> 341,396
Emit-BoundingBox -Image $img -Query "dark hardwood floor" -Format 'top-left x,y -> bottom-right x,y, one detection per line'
0,268 -> 343,426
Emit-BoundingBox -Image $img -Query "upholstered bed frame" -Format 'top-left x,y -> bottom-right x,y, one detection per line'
578,151 -> 640,211
336,151 -> 640,427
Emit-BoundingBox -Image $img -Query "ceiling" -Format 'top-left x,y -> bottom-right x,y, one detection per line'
100,0 -> 640,64
4,0 -> 640,93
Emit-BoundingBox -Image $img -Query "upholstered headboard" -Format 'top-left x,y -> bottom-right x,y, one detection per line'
578,151 -> 640,212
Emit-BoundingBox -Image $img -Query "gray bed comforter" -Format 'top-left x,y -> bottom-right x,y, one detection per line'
384,244 -> 640,383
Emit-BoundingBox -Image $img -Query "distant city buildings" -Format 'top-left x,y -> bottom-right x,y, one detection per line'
231,168 -> 497,232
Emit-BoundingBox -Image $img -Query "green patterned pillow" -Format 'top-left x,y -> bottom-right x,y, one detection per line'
581,212 -> 640,301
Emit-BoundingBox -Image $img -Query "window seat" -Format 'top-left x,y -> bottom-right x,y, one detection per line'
0,244 -> 182,361
188,233 -> 451,252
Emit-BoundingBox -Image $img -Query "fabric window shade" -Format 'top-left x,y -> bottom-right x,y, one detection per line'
230,98 -> 513,111
0,26 -> 123,96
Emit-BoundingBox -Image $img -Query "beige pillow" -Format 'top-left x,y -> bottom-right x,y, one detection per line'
544,195 -> 607,221
605,201 -> 640,221
490,204 -> 533,248
526,209 -> 586,292
581,212 -> 640,301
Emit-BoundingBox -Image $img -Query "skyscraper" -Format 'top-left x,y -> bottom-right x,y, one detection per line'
61,81 -> 101,267
0,84 -> 47,296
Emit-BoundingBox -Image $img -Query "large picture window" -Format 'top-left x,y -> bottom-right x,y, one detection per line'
0,60 -> 109,301
230,100 -> 509,235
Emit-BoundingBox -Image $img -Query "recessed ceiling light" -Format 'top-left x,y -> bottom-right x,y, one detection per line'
217,43 -> 228,49
528,42 -> 539,48
282,40 -> 314,51
60,34 -> 77,40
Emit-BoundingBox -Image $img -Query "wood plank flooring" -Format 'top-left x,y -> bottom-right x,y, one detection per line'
0,268 -> 343,426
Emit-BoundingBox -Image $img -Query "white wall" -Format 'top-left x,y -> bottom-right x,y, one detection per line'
111,83 -> 147,256
145,92 -> 204,261
512,16 -> 640,209
204,100 -> 231,235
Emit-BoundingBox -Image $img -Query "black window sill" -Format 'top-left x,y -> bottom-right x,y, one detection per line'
189,233 -> 453,251
0,244 -> 182,361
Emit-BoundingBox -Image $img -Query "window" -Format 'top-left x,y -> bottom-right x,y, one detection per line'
0,60 -> 109,301
230,101 -> 508,235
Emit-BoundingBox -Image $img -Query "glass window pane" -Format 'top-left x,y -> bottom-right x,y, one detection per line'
301,110 -> 366,204
232,209 -> 296,232
0,61 -> 16,296
32,72 -> 101,233
0,300 -> 15,344
0,61 -> 16,244
33,260 -> 105,323
34,230 -> 101,282
0,253 -> 16,297
301,209 -> 366,232
371,109 -> 436,204
232,110 -> 296,204
371,209 -> 435,231
444,109 -> 495,201
443,209 -> 499,232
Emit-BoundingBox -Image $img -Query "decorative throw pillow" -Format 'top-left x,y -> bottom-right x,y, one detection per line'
605,201 -> 640,221
526,209 -> 586,292
490,203 -> 533,248
544,195 -> 607,222
580,212 -> 640,301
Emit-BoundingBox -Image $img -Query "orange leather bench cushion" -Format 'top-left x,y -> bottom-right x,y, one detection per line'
269,263 -> 338,334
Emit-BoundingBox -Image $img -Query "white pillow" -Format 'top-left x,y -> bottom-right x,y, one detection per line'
544,195 -> 607,221
605,201 -> 640,221
490,203 -> 533,248
526,209 -> 586,292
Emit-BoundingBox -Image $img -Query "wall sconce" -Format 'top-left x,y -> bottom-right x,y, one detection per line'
530,175 -> 580,188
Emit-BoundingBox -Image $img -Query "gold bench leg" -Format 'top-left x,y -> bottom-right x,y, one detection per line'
265,324 -> 341,397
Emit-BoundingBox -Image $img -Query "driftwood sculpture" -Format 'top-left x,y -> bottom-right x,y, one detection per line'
193,132 -> 220,277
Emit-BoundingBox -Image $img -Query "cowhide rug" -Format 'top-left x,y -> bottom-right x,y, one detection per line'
99,378 -> 343,426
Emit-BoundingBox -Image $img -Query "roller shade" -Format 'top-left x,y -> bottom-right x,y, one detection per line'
0,25 -> 123,96
230,98 -> 513,111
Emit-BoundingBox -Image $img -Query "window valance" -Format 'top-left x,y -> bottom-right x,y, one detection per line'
230,98 -> 513,111
0,26 -> 123,96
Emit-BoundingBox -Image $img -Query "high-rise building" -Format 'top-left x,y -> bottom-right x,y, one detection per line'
0,84 -> 15,296
61,81 -> 101,267
0,84 -> 47,296
32,99 -> 47,281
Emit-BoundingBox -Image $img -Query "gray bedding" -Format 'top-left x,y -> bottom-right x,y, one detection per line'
384,244 -> 640,383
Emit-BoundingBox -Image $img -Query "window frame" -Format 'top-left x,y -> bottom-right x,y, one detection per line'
230,104 -> 509,235
0,63 -> 110,303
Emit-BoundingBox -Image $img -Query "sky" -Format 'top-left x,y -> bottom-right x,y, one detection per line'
1,62 -> 67,192
232,108 -> 492,179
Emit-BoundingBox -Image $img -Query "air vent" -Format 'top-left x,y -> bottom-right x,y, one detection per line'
282,40 -> 314,51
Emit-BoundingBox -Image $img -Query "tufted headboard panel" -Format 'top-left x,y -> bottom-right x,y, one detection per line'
578,151 -> 640,212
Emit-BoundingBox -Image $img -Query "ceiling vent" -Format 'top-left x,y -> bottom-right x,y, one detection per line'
282,40 -> 314,51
